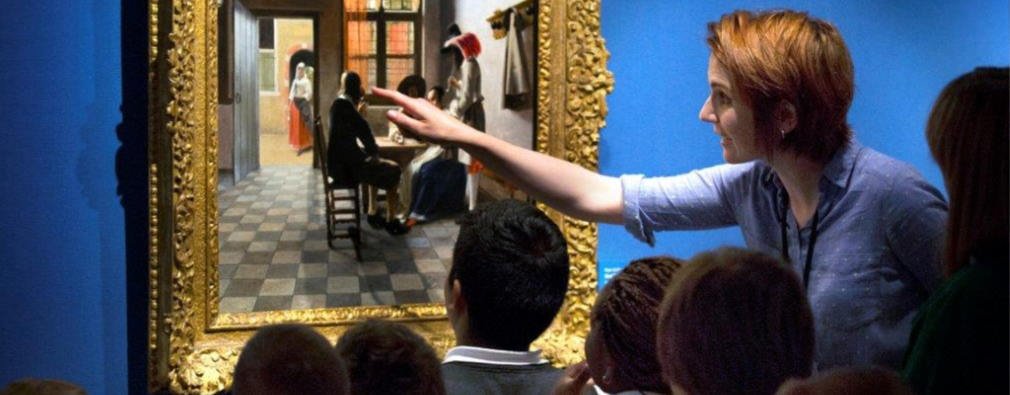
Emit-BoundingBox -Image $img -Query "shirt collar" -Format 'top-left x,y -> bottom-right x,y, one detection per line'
594,386 -> 666,395
442,346 -> 549,366
821,140 -> 862,189
762,139 -> 862,190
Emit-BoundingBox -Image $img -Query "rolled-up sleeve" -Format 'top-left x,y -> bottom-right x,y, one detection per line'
621,174 -> 652,244
621,164 -> 748,246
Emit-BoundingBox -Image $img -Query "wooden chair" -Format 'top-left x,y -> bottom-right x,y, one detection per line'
313,116 -> 363,261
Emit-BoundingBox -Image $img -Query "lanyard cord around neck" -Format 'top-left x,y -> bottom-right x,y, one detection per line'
778,193 -> 821,292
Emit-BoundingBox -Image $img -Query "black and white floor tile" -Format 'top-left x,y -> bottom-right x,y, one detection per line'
217,166 -> 458,313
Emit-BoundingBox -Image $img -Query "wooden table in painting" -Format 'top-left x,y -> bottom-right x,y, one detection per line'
375,136 -> 428,168
369,136 -> 429,215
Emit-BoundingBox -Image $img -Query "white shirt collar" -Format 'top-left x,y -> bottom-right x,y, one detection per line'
442,345 -> 549,366
595,385 -> 667,395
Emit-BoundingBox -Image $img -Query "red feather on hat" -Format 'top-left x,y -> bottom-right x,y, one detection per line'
447,32 -> 482,60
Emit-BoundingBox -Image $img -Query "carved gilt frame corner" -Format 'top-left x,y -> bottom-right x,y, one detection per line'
148,0 -> 613,393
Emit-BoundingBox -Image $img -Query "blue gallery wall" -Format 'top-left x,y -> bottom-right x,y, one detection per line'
0,0 -> 1005,390
598,1 -> 1009,285
0,0 -> 148,394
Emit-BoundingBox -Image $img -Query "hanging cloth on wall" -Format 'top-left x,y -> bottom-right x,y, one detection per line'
503,9 -> 531,109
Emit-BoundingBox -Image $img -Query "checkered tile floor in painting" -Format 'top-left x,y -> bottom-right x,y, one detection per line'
217,166 -> 458,313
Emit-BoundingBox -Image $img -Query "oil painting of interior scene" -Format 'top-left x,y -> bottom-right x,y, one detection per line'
215,0 -> 537,312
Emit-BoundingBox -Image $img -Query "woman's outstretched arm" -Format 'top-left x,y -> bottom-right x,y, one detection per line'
373,87 -> 623,224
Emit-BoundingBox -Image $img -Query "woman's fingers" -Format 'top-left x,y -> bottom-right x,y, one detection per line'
386,110 -> 427,138
567,361 -> 591,383
373,87 -> 422,115
401,98 -> 429,121
373,87 -> 436,122
373,87 -> 469,146
550,361 -> 591,395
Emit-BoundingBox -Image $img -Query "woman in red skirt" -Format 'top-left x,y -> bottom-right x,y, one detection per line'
287,62 -> 313,154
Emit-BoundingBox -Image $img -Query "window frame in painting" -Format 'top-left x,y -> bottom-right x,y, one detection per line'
354,0 -> 422,104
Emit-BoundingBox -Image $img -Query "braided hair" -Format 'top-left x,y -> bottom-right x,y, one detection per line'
592,256 -> 683,393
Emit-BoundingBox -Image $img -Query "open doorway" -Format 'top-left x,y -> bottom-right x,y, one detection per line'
218,4 -> 319,187
258,17 -> 317,167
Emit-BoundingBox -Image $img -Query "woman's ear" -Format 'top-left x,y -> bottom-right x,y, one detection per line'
776,100 -> 798,136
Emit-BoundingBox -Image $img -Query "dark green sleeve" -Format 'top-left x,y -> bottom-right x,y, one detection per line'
901,265 -> 1009,395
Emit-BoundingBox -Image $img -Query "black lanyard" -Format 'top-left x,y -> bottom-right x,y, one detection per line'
777,193 -> 821,292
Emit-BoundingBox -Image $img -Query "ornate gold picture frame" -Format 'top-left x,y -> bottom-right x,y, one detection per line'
148,0 -> 612,393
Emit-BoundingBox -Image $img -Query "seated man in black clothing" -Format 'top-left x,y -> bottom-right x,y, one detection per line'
328,71 -> 408,235
441,200 -> 570,395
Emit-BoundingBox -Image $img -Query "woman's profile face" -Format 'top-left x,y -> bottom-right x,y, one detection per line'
699,55 -> 761,164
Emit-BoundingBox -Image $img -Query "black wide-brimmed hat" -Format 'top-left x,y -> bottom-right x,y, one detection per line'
440,23 -> 462,54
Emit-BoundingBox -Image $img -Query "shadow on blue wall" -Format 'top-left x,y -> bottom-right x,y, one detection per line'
79,0 -> 150,393
0,0 -> 148,393
118,0 -> 151,393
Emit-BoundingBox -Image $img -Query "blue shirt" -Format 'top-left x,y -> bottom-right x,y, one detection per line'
621,141 -> 947,370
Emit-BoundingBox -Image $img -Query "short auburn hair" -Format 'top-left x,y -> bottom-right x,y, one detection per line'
658,248 -> 814,395
707,10 -> 855,162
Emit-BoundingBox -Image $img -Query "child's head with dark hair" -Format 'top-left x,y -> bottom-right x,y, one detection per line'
587,256 -> 682,394
775,367 -> 914,395
658,247 -> 814,395
335,319 -> 445,395
447,199 -> 570,351
0,379 -> 88,395
232,324 -> 348,395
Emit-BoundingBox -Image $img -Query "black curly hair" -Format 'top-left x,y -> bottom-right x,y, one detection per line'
592,256 -> 682,393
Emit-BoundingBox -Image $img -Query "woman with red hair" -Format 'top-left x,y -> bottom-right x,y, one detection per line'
375,10 -> 948,371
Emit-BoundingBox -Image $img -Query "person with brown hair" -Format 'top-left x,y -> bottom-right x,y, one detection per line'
776,367 -> 914,395
335,319 -> 446,395
900,67 -> 1009,395
0,379 -> 88,395
231,324 -> 348,395
658,247 -> 815,395
373,9 -> 947,370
